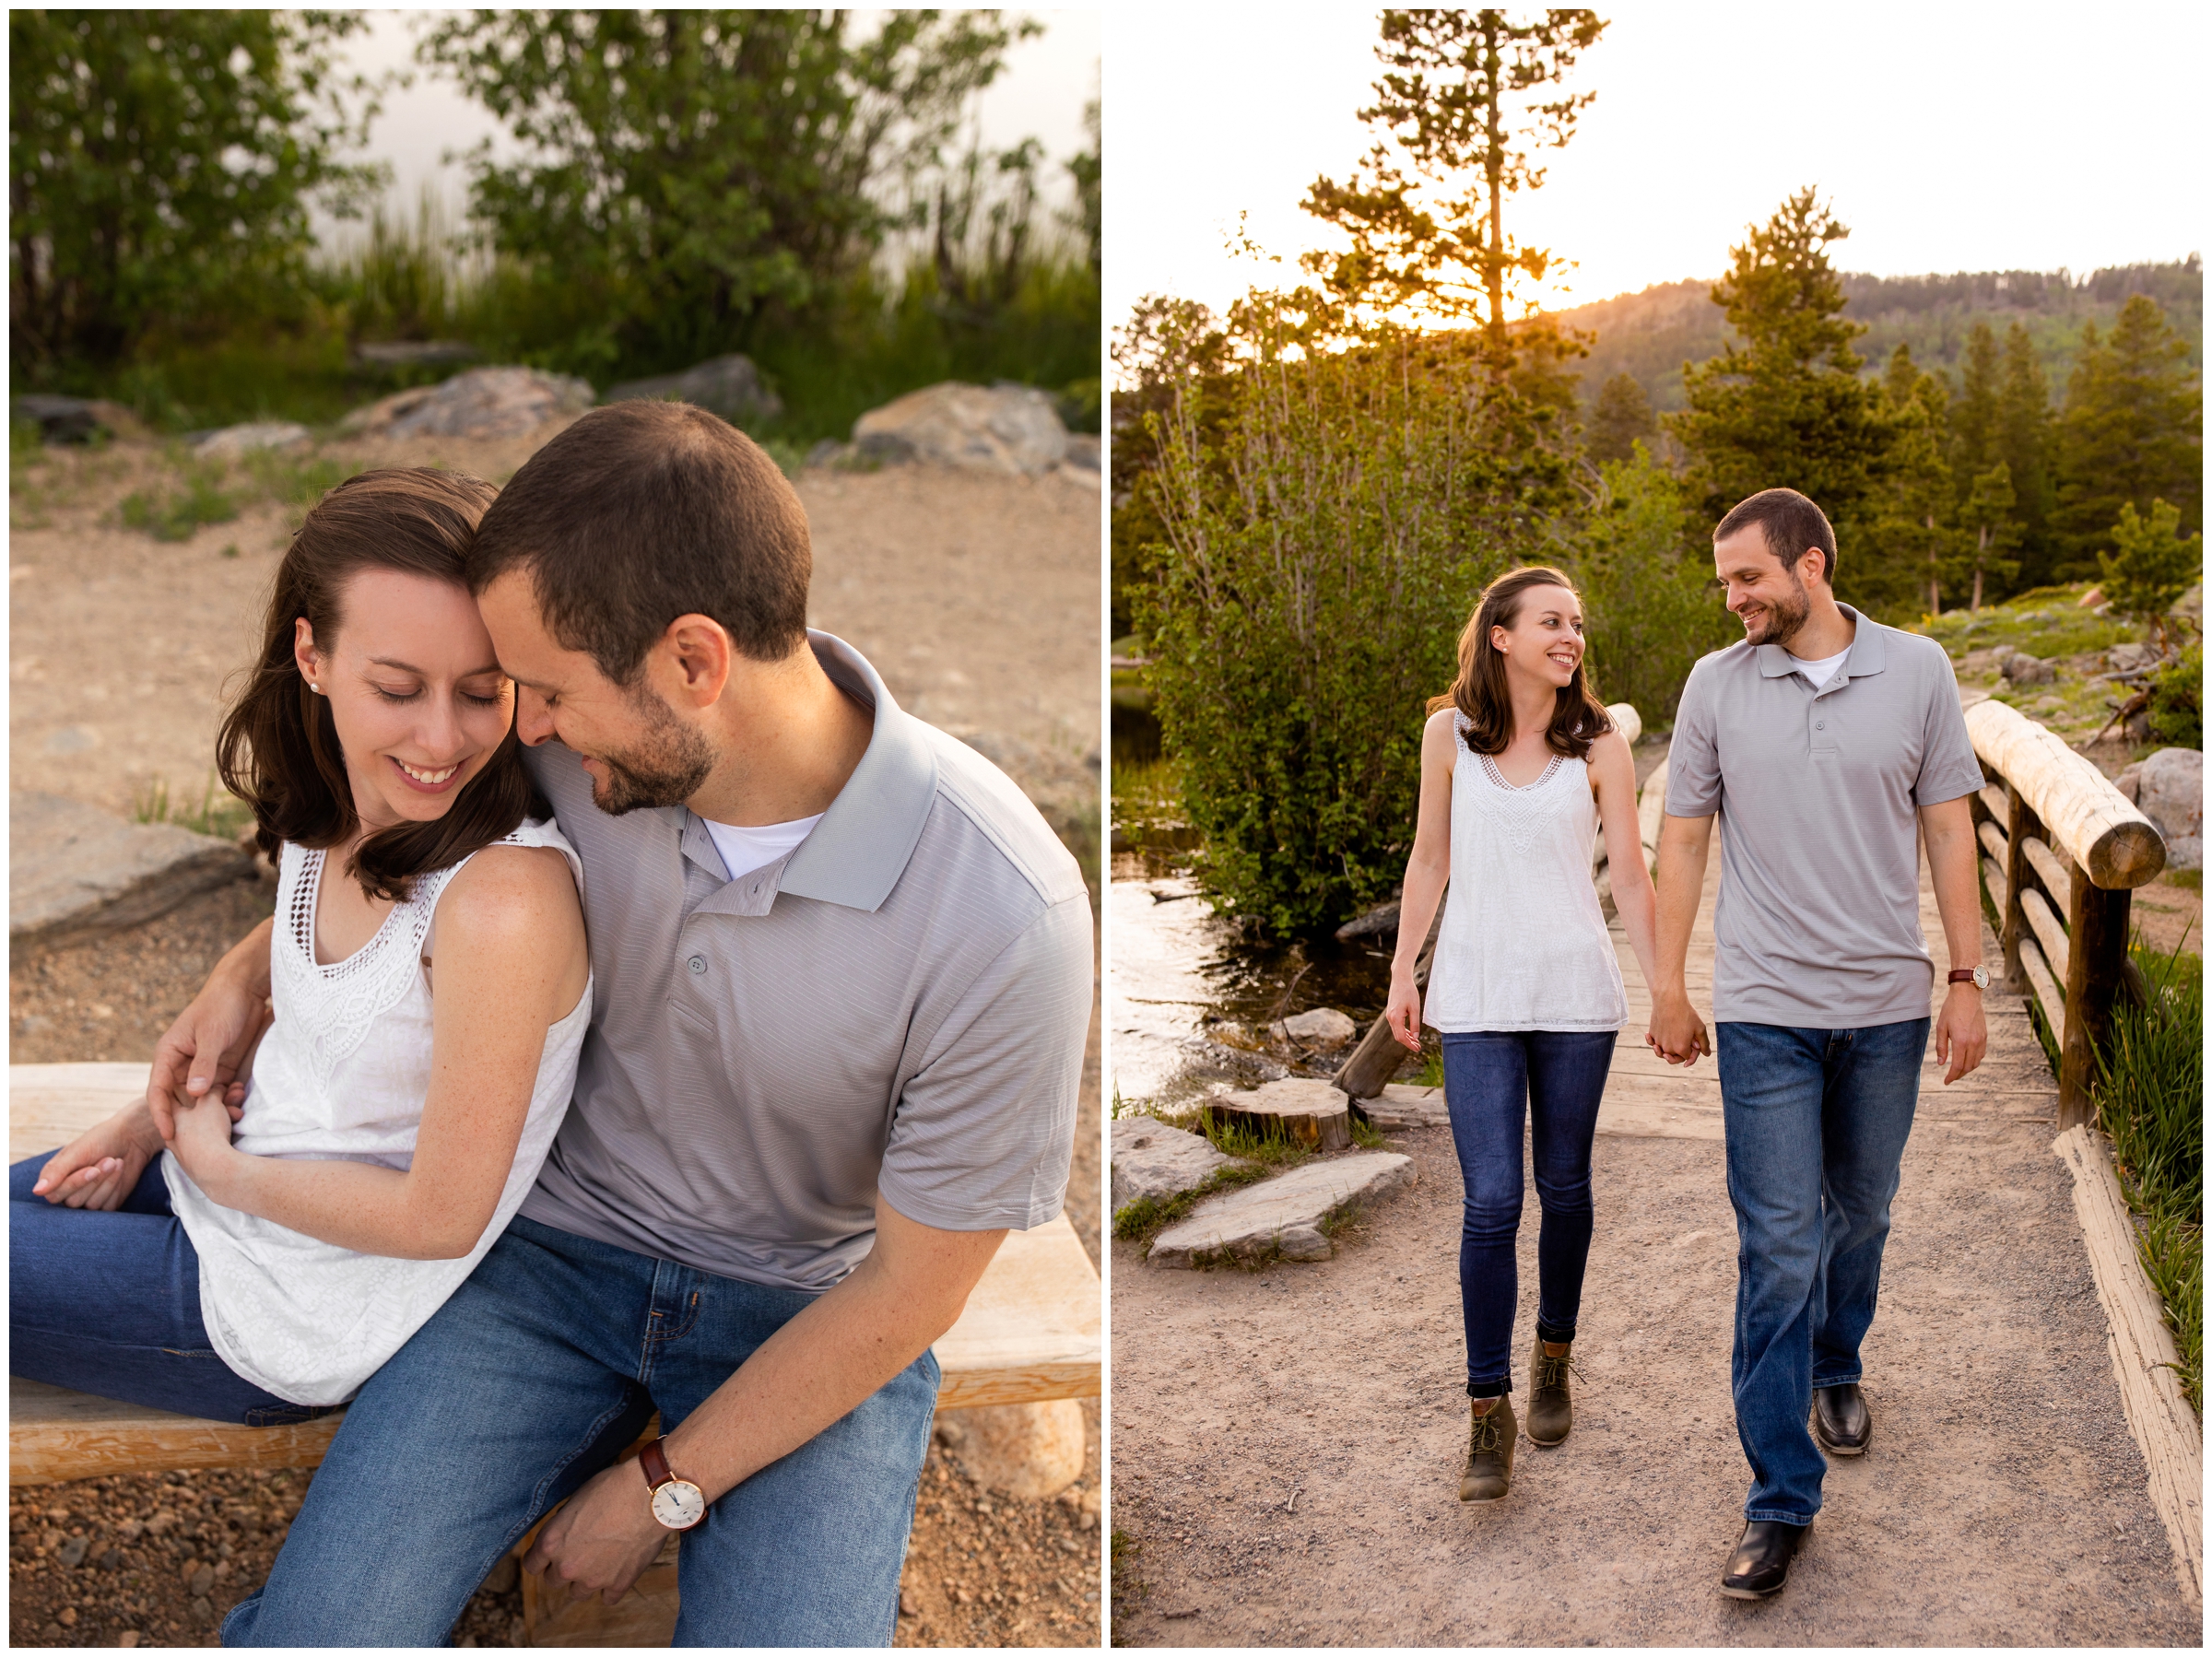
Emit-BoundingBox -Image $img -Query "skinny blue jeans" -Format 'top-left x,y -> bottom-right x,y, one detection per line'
220,1215 -> 937,1648
1718,1018 -> 1928,1526
1441,1029 -> 1618,1398
9,1149 -> 324,1425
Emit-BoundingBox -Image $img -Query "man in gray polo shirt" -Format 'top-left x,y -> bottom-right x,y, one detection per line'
1648,488 -> 1987,1601
151,403 -> 1092,1645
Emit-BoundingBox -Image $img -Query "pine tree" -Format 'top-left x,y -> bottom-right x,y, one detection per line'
1950,321 -> 2001,495
1302,9 -> 1607,344
1586,371 -> 1654,464
1957,462 -> 2022,612
2052,294 -> 2204,578
2099,499 -> 2202,650
1670,189 -> 1894,577
1995,322 -> 2054,590
1863,344 -> 1955,615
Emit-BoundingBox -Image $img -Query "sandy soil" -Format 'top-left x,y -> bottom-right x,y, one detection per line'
8,430 -> 1105,1647
9,436 -> 1100,818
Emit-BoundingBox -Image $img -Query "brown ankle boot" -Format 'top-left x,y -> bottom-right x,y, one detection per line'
1458,1394 -> 1517,1502
1526,1337 -> 1575,1447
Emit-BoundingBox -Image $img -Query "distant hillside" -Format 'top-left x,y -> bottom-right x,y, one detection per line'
1557,257 -> 2202,412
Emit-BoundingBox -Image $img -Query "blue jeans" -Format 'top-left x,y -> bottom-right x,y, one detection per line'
1717,1018 -> 1928,1526
8,1150 -> 326,1426
222,1215 -> 938,1648
1441,1029 -> 1617,1398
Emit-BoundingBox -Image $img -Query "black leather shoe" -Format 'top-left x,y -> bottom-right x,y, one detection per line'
1812,1382 -> 1871,1455
1720,1519 -> 1808,1599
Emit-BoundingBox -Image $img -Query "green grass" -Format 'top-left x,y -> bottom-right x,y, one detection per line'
1349,1114 -> 1389,1149
2096,937 -> 2202,1416
1195,1110 -> 1315,1169
240,451 -> 366,526
1110,1159 -> 1273,1248
1109,1528 -> 1145,1641
1110,753 -> 1180,820
2163,870 -> 2202,893
1912,584 -> 2139,664
119,458 -> 240,541
134,773 -> 253,842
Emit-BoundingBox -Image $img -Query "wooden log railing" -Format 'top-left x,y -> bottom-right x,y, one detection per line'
1963,699 -> 2167,1126
1337,702 -> 1641,1101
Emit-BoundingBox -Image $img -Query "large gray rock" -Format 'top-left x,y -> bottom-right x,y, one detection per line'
1270,1007 -> 1358,1049
12,394 -> 140,445
11,794 -> 254,951
339,367 -> 595,441
603,354 -> 782,425
2004,652 -> 2055,686
354,340 -> 478,369
1361,1082 -> 1449,1131
1112,1116 -> 1231,1214
852,382 -> 1068,476
1147,1152 -> 1417,1268
1206,1077 -> 1352,1152
2135,747 -> 2203,871
193,421 -> 311,459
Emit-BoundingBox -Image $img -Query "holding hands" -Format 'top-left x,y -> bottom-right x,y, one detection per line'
1646,990 -> 1712,1067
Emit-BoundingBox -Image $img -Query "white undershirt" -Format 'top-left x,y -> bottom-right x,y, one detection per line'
701,812 -> 824,883
1788,647 -> 1851,690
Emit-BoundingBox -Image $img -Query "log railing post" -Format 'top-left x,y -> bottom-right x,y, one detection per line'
2059,876 -> 2132,1129
2001,781 -> 2041,990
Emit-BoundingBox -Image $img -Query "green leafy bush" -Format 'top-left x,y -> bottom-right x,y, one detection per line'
1135,318 -> 1571,934
2148,640 -> 2202,749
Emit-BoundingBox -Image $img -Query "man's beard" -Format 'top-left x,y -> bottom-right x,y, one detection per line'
1739,566 -> 1811,648
588,686 -> 717,815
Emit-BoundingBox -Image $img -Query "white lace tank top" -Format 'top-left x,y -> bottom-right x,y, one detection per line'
163,817 -> 591,1405
1421,714 -> 1628,1033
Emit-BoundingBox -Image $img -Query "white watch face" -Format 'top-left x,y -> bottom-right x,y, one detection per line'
651,1479 -> 706,1530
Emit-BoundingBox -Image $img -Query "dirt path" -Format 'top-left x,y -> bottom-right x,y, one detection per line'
1108,852 -> 2195,1645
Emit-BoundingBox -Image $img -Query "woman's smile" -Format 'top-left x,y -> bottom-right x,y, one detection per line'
388,755 -> 470,793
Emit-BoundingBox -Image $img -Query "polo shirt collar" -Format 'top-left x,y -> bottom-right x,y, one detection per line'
1756,604 -> 1885,683
771,630 -> 938,912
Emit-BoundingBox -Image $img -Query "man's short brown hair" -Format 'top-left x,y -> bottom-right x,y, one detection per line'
1714,488 -> 1839,587
467,400 -> 811,681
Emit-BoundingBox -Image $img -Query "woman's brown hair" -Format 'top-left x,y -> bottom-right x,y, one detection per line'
218,467 -> 542,902
1427,565 -> 1614,758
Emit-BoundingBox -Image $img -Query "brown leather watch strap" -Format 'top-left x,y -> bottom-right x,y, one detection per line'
1947,969 -> 1982,984
639,1437 -> 675,1491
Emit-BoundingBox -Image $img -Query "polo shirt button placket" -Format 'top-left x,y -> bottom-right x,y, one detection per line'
687,954 -> 708,978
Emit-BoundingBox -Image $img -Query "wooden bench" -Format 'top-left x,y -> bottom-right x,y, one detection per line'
10,1063 -> 1101,1641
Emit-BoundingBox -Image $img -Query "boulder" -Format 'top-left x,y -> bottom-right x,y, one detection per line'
1203,1077 -> 1351,1152
1064,433 -> 1101,472
2004,652 -> 2055,685
354,340 -> 478,369
2113,763 -> 2143,805
852,382 -> 1068,476
12,394 -> 141,445
11,794 -> 255,952
2135,747 -> 2203,871
933,1400 -> 1086,1500
1111,1116 -> 1231,1214
192,421 -> 312,459
1360,1082 -> 1450,1131
1269,1006 -> 1358,1049
2106,641 -> 2160,676
603,354 -> 782,425
1147,1152 -> 1417,1267
339,367 -> 595,441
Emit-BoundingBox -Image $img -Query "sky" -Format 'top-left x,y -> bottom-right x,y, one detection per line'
1105,3 -> 2207,347
320,9 -> 1100,246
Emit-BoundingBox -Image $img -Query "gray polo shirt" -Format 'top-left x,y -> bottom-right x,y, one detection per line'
515,632 -> 1094,1292
1665,605 -> 1984,1028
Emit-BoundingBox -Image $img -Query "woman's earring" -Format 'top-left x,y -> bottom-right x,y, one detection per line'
309,681 -> 323,695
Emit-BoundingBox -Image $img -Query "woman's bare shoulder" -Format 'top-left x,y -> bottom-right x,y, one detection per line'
435,844 -> 582,946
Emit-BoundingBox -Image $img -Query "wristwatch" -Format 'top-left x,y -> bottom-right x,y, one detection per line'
1947,966 -> 1989,991
639,1438 -> 706,1531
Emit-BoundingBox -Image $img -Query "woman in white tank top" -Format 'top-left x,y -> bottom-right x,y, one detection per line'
11,470 -> 592,1418
1381,566 -> 1664,1505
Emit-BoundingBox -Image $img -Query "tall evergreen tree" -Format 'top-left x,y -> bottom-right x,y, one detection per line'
1302,9 -> 1607,344
2099,499 -> 2201,651
1956,462 -> 2022,613
2051,294 -> 2203,578
1995,322 -> 2054,589
1586,370 -> 1654,463
1669,188 -> 1894,585
1864,344 -> 1955,615
1950,320 -> 2001,495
